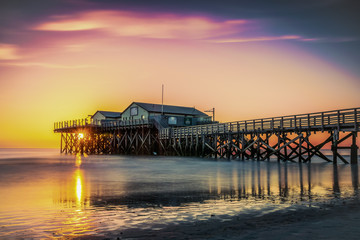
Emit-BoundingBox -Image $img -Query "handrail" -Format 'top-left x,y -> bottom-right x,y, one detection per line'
54,118 -> 152,130
161,107 -> 360,138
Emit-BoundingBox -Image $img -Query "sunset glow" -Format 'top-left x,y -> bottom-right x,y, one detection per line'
0,1 -> 359,148
78,133 -> 84,139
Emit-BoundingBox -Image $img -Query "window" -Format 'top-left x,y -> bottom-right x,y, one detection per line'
168,116 -> 177,125
130,107 -> 138,116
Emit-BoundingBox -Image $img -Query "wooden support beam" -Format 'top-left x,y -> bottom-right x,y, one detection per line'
241,139 -> 256,154
205,142 -> 216,153
351,132 -> 358,164
214,135 -> 218,159
201,135 -> 205,157
263,134 -> 303,161
332,130 -> 339,165
60,133 -> 63,153
302,134 -> 332,162
256,133 -> 261,160
227,134 -> 232,160
336,152 -> 349,164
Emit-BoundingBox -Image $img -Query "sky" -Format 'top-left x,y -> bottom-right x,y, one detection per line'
0,0 -> 360,148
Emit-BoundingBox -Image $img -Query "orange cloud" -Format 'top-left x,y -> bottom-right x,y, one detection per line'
34,10 -> 247,39
0,44 -> 21,60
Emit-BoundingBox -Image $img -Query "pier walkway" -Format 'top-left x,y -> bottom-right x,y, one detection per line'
54,107 -> 360,164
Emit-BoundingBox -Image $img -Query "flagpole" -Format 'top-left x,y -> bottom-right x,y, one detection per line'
162,84 -> 164,115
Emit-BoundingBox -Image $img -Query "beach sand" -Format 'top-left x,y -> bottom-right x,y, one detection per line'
79,198 -> 360,240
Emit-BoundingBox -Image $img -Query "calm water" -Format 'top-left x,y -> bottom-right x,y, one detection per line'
0,148 -> 359,239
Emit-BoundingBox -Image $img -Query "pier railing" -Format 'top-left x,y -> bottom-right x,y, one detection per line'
54,118 -> 100,130
160,107 -> 360,138
54,118 -> 152,132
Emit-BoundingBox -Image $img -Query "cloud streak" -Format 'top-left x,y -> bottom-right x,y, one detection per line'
300,37 -> 358,43
34,10 -> 248,40
209,35 -> 359,44
0,44 -> 21,60
1,62 -> 94,69
33,10 -> 339,44
210,35 -> 302,43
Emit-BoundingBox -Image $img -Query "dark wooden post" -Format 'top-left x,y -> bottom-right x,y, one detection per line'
351,131 -> 358,164
307,132 -> 311,162
283,133 -> 288,161
354,108 -> 358,131
201,134 -> 205,157
256,133 -> 261,160
332,130 -> 338,165
277,133 -> 281,162
241,134 -> 245,161
266,133 -> 270,161
227,133 -> 231,160
60,133 -> 63,153
214,134 -> 218,159
299,133 -> 302,163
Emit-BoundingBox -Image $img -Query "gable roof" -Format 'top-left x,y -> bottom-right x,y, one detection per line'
133,102 -> 208,116
93,110 -> 122,118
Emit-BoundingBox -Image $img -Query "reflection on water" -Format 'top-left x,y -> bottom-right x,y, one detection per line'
75,153 -> 82,168
0,149 -> 359,238
76,169 -> 82,205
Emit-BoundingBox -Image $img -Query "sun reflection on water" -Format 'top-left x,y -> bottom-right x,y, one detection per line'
75,153 -> 82,167
75,169 -> 82,206
52,166 -> 94,238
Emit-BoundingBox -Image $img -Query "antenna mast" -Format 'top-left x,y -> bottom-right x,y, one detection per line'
161,84 -> 164,115
205,107 -> 215,122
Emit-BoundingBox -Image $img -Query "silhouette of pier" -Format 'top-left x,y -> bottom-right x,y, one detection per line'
54,107 -> 360,164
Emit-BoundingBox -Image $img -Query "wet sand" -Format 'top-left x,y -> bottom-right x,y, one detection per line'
102,198 -> 357,237
77,197 -> 360,240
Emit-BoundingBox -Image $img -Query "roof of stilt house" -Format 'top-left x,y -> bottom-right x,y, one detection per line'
127,102 -> 208,116
92,110 -> 122,118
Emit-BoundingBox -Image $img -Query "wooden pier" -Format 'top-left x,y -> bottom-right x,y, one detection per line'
54,119 -> 161,155
54,107 -> 360,164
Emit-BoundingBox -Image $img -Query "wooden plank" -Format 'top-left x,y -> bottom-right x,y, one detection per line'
336,152 -> 349,164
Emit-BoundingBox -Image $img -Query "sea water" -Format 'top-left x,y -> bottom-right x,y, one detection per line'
0,148 -> 359,239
